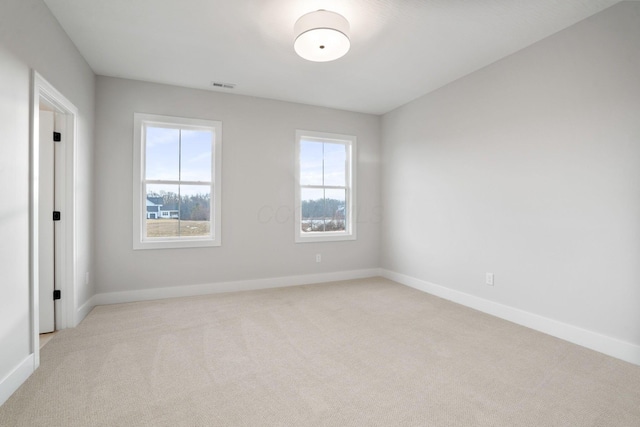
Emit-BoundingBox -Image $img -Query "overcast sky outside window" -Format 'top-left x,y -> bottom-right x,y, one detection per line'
299,139 -> 346,199
145,126 -> 212,197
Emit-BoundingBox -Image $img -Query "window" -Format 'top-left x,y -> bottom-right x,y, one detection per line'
295,130 -> 356,242
133,113 -> 222,249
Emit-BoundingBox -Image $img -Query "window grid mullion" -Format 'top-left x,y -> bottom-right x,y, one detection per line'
145,180 -> 212,186
177,129 -> 182,237
300,185 -> 346,190
322,142 -> 326,232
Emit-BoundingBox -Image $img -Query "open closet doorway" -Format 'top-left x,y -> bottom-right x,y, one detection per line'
38,104 -> 62,334
31,72 -> 78,368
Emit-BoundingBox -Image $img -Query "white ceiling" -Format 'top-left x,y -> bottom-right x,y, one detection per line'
43,0 -> 622,114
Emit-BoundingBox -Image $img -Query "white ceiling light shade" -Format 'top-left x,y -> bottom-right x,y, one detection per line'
294,10 -> 351,62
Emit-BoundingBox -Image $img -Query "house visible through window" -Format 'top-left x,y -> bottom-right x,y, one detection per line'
295,130 -> 356,243
133,113 -> 222,249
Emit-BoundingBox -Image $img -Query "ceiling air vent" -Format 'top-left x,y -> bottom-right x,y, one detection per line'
211,81 -> 236,89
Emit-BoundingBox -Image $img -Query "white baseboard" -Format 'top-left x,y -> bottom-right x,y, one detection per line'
0,354 -> 34,407
92,268 -> 381,306
380,269 -> 640,366
76,297 -> 96,326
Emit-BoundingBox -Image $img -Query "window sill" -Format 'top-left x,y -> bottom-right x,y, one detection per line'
133,238 -> 220,250
295,232 -> 356,243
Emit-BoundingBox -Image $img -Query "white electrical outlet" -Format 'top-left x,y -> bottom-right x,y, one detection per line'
486,272 -> 494,286
316,254 -> 322,263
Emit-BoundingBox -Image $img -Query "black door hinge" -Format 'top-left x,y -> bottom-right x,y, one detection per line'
53,211 -> 61,221
53,290 -> 61,300
53,132 -> 61,142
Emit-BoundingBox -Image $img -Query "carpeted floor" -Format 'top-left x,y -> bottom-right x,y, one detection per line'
1,277 -> 639,426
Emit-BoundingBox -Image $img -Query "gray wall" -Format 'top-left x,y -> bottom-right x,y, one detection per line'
0,0 -> 94,389
94,77 -> 380,294
381,2 -> 640,346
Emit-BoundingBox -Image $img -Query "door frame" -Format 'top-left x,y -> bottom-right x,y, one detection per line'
30,71 -> 78,368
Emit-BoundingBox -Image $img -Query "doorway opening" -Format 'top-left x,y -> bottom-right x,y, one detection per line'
30,72 -> 78,368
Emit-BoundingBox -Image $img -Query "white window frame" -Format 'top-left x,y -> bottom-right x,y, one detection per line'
295,130 -> 356,243
133,113 -> 222,249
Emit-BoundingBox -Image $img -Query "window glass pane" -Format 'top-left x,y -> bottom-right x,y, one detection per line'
135,114 -> 222,249
146,184 -> 179,238
295,130 -> 354,242
324,188 -> 346,232
300,188 -> 325,232
181,130 -> 213,182
179,185 -> 211,237
145,127 -> 179,181
323,142 -> 346,186
300,139 -> 323,186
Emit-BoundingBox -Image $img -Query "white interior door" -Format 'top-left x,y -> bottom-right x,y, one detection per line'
39,109 -> 55,333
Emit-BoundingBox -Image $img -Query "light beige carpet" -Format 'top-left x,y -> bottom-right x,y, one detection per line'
1,277 -> 639,426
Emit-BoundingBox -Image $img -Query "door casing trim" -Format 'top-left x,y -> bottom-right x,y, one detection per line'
30,71 -> 79,368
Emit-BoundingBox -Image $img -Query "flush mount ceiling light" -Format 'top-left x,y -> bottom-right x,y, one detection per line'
294,10 -> 350,62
